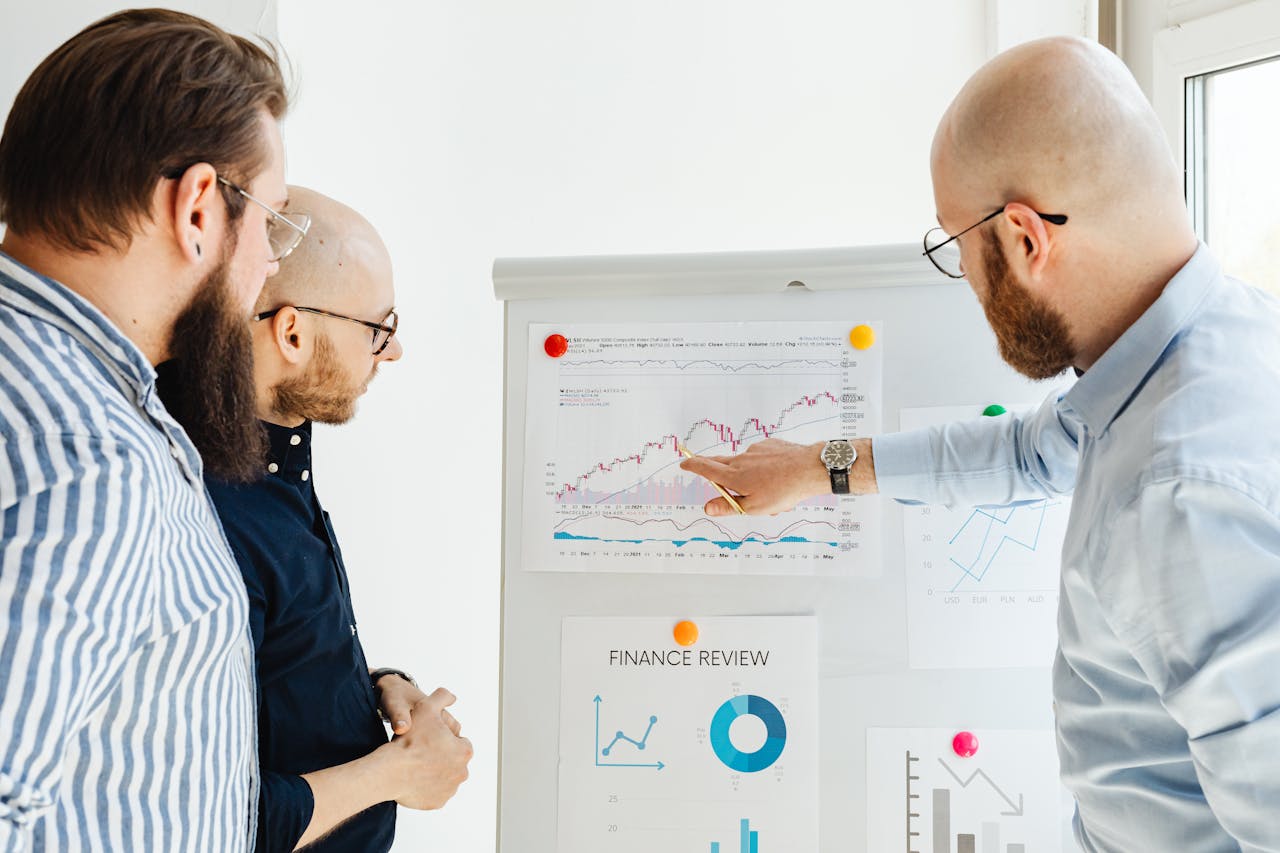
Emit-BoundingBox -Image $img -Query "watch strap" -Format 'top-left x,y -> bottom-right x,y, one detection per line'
370,667 -> 417,690
829,468 -> 851,495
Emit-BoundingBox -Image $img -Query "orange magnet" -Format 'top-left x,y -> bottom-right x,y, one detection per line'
849,324 -> 876,351
673,620 -> 699,647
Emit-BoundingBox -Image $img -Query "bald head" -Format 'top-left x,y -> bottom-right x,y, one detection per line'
933,37 -> 1188,237
257,185 -> 391,312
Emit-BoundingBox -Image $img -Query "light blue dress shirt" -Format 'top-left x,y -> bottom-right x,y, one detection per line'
874,245 -> 1280,852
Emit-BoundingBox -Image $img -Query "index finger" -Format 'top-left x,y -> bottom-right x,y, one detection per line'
679,455 -> 740,489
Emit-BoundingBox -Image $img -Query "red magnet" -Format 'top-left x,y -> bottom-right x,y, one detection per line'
544,333 -> 568,358
952,730 -> 979,758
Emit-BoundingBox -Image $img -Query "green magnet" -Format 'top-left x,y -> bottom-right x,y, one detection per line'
982,404 -> 1007,417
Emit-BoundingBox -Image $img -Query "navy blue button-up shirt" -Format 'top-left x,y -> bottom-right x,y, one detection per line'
204,419 -> 395,853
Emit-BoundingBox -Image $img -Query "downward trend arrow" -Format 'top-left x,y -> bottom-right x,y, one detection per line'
937,759 -> 1025,816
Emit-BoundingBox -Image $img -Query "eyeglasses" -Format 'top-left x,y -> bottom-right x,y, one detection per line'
255,306 -> 399,355
923,208 -> 1068,279
217,176 -> 311,263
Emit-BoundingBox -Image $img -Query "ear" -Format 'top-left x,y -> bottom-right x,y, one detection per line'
166,163 -> 224,265
1001,202 -> 1054,280
267,306 -> 310,367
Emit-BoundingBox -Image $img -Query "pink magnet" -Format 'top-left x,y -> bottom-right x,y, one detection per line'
952,731 -> 979,758
544,333 -> 568,358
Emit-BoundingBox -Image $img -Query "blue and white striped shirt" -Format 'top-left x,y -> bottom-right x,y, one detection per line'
0,252 -> 257,852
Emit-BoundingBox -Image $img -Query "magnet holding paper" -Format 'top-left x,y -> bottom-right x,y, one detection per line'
544,333 -> 569,358
673,620 -> 699,647
982,404 -> 1007,417
849,324 -> 876,351
952,730 -> 979,758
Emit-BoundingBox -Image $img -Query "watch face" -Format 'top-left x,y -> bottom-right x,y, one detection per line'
821,440 -> 855,469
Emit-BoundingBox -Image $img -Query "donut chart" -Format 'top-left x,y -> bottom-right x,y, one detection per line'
709,694 -> 787,772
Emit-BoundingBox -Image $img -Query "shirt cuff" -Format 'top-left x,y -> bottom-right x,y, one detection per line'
871,430 -> 936,504
260,771 -> 316,852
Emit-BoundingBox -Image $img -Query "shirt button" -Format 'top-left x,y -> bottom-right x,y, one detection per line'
170,446 -> 181,459
301,470 -> 310,481
290,434 -> 302,446
267,462 -> 279,474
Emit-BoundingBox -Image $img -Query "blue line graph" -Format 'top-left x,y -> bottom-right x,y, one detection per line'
602,715 -> 657,755
946,501 -> 1061,593
593,696 -> 664,770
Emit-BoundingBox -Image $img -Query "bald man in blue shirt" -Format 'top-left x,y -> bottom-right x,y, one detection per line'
681,38 -> 1280,852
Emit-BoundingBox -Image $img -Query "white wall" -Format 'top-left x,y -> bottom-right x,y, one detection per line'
0,1 -> 275,115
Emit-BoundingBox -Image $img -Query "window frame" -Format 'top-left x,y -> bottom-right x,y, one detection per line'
1152,0 -> 1280,238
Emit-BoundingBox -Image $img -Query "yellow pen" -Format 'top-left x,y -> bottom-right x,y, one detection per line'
677,443 -> 747,516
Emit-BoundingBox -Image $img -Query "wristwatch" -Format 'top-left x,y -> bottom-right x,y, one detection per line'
820,439 -> 857,495
370,667 -> 417,690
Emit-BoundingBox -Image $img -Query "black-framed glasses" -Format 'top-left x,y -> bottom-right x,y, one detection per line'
255,306 -> 399,355
923,208 -> 1068,279
217,177 -> 311,263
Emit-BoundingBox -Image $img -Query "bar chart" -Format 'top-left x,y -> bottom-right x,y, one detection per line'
866,728 -> 1064,853
709,818 -> 761,853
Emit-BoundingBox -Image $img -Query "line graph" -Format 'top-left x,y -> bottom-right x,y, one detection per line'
594,696 -> 664,770
522,322 -> 884,575
899,404 -> 1070,669
560,357 -> 845,376
554,515 -> 844,551
553,392 -> 840,504
946,502 -> 1060,592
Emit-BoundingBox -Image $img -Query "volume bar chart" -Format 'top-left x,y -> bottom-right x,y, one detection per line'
710,818 -> 761,853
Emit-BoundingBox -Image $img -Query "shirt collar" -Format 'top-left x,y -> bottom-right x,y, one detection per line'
0,250 -> 157,402
263,418 -> 313,480
1062,243 -> 1221,436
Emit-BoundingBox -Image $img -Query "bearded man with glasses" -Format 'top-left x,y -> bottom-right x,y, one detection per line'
681,37 -> 1280,852
158,186 -> 471,853
0,9 -> 293,850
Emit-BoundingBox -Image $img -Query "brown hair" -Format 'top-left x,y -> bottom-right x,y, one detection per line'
0,8 -> 288,253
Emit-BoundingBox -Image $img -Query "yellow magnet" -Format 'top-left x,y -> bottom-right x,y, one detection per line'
849,324 -> 876,351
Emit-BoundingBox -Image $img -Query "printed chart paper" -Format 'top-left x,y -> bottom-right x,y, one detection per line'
523,322 -> 883,575
899,405 -> 1069,670
867,727 -> 1065,853
558,616 -> 818,853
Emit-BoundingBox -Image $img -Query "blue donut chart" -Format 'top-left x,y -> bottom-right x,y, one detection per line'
709,694 -> 787,772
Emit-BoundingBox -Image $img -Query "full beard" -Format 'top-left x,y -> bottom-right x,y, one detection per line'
159,256 -> 267,483
980,231 -> 1076,381
270,334 -> 366,426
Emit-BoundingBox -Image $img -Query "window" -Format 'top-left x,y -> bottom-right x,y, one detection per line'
1186,56 -> 1280,295
1152,0 -> 1280,295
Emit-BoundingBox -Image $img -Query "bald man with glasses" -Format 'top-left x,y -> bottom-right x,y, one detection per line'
682,37 -> 1280,852
158,186 -> 471,853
